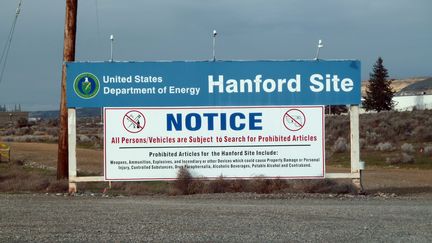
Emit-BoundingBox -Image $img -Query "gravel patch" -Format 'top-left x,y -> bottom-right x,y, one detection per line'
0,193 -> 431,242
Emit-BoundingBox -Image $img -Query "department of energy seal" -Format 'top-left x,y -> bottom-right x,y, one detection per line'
73,72 -> 100,99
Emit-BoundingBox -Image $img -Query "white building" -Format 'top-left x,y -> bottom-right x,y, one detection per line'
393,94 -> 432,111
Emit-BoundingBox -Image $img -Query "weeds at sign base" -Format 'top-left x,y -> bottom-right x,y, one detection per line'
171,168 -> 357,195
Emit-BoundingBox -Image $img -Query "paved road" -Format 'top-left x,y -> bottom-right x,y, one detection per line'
1,194 -> 431,242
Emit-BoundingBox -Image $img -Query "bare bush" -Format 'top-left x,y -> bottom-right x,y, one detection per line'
386,153 -> 415,164
249,178 -> 288,194
326,117 -> 349,140
359,138 -> 366,149
78,135 -> 92,143
385,156 -> 399,165
375,142 -> 395,152
33,131 -> 46,136
365,131 -> 379,145
45,127 -> 58,136
206,176 -> 230,193
173,167 -> 193,195
332,137 -> 348,153
249,179 -> 273,194
0,129 -> 15,136
15,117 -> 29,128
186,180 -> 205,194
356,110 -> 432,145
413,125 -> 432,142
226,180 -> 248,193
267,178 -> 289,193
400,143 -> 415,154
15,127 -> 32,136
0,136 -> 13,142
424,146 -> 432,156
401,153 -> 415,164
47,119 -> 59,126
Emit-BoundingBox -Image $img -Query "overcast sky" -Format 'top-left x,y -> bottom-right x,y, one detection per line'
0,0 -> 431,111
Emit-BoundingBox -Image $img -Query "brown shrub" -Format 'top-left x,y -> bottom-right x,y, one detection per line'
187,180 -> 206,194
206,176 -> 230,193
248,178 -> 289,194
226,179 -> 248,193
173,167 -> 193,195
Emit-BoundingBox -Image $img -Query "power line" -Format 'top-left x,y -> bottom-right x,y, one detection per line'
0,0 -> 23,85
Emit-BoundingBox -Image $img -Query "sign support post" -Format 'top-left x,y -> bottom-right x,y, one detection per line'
68,108 -> 77,193
350,105 -> 362,191
68,108 -> 105,193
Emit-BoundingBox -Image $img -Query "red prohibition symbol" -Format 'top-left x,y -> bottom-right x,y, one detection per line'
283,109 -> 306,131
122,110 -> 146,133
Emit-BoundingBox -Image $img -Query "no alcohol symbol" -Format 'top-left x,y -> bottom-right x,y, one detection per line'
283,109 -> 306,131
122,110 -> 146,133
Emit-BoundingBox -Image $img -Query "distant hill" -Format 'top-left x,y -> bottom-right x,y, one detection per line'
362,77 -> 431,96
399,77 -> 432,95
30,108 -> 101,119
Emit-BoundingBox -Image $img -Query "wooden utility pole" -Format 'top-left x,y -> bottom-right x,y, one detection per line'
58,0 -> 78,179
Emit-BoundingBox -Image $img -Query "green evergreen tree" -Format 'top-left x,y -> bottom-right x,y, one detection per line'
363,57 -> 394,112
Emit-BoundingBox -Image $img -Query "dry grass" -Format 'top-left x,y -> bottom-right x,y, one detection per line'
109,181 -> 169,195
6,142 -> 103,175
0,161 -> 68,193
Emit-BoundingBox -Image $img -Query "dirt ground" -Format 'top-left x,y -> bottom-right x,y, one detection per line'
8,142 -> 103,174
6,142 -> 432,195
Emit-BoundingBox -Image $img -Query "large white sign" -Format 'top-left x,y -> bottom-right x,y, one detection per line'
104,106 -> 324,180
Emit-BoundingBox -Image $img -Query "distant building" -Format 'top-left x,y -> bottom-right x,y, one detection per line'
393,94 -> 432,111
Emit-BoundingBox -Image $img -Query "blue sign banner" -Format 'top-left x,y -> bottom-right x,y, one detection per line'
66,60 -> 361,108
